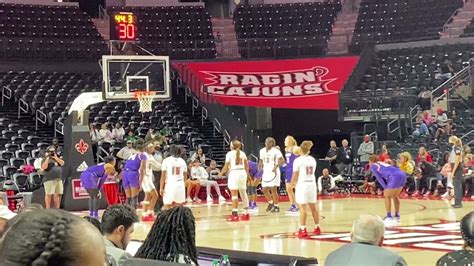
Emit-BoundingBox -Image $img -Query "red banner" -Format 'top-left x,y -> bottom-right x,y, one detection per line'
71,179 -> 89,200
178,57 -> 359,110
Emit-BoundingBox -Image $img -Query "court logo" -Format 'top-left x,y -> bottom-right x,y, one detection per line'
75,139 -> 89,155
261,220 -> 463,252
200,67 -> 337,98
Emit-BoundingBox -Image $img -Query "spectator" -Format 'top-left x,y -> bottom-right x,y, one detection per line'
145,128 -> 161,143
417,86 -> 432,110
0,209 -> 107,265
117,140 -> 137,160
186,164 -> 201,203
336,139 -> 353,175
190,148 -> 206,166
325,214 -> 407,266
50,138 -> 63,156
325,140 -> 339,174
99,123 -> 115,144
190,160 -> 225,203
435,60 -> 454,81
398,152 -> 414,176
135,206 -> 198,265
41,146 -> 65,209
378,144 -> 391,163
126,129 -> 137,142
449,136 -> 463,208
434,108 -> 452,142
112,123 -> 126,141
440,159 -> 454,199
0,217 -> 7,238
127,124 -> 137,135
436,211 -> 474,265
417,111 -> 433,136
418,160 -> 441,197
89,123 -> 101,143
102,205 -> 139,266
358,135 -> 374,168
416,146 -> 433,164
317,168 -> 337,195
206,160 -> 221,180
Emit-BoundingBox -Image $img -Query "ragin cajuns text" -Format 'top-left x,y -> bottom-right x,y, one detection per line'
201,67 -> 336,97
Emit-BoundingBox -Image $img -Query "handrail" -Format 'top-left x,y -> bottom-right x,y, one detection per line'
442,8 -> 461,32
201,106 -> 208,126
249,154 -> 258,162
54,120 -> 64,138
409,105 -> 420,129
184,86 -> 191,104
460,130 -> 474,141
213,118 -> 222,137
223,130 -> 231,149
1,86 -> 12,106
18,98 -> 29,119
431,64 -> 472,110
192,97 -> 199,116
98,5 -> 109,20
35,110 -> 47,130
97,145 -> 110,162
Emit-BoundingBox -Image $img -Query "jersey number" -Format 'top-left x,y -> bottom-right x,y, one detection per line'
306,166 -> 313,175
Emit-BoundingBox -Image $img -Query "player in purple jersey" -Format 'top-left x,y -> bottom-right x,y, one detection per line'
369,155 -> 407,222
122,139 -> 146,209
285,136 -> 299,213
247,160 -> 263,210
80,156 -> 116,217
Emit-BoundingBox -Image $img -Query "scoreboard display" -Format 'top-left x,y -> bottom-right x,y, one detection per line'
110,12 -> 138,42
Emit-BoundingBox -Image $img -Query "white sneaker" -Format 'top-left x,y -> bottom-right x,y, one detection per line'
441,191 -> 449,198
186,197 -> 193,203
218,196 -> 226,202
383,217 -> 394,226
207,195 -> 213,203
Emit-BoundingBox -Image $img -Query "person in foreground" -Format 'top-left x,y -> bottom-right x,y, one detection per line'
134,206 -> 198,265
325,214 -> 407,266
437,211 -> 474,265
0,209 -> 106,266
101,204 -> 139,266
369,155 -> 407,222
290,141 -> 321,238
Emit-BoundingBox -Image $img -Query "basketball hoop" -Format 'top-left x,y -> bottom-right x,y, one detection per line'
133,91 -> 156,113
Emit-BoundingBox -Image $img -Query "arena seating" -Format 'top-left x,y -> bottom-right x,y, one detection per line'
350,0 -> 464,53
107,6 -> 216,60
0,3 -> 107,61
341,42 -> 474,117
461,18 -> 474,37
233,2 -> 341,58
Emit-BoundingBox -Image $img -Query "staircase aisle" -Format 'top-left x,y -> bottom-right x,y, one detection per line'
327,11 -> 358,55
211,18 -> 240,59
441,2 -> 474,38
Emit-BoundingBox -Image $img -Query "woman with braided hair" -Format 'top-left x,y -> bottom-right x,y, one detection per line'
0,209 -> 106,266
134,205 -> 198,265
436,211 -> 474,265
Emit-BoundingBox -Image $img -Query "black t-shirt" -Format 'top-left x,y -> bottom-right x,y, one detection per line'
42,158 -> 63,182
336,147 -> 353,164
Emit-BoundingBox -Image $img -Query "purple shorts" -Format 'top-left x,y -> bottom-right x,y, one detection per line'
385,173 -> 407,190
122,169 -> 140,189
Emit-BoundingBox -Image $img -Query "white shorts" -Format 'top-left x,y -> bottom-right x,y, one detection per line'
141,174 -> 156,193
228,170 -> 247,190
163,182 -> 186,205
261,170 -> 280,188
295,182 -> 317,204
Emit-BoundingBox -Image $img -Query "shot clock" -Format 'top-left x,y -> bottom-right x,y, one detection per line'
110,11 -> 138,42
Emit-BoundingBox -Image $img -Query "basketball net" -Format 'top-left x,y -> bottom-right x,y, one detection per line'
133,91 -> 156,113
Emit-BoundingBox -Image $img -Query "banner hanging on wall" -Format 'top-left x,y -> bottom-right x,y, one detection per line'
179,57 -> 359,110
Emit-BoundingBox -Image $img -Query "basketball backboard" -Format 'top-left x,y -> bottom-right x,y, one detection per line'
101,55 -> 171,101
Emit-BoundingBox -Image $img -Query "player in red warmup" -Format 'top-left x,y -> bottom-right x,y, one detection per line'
220,140 -> 251,222
291,141 -> 321,238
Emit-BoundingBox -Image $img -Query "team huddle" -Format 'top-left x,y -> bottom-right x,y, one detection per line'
78,135 -> 409,237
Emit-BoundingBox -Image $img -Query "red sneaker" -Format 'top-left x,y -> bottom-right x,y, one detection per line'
240,213 -> 250,221
313,227 -> 321,235
226,215 -> 239,222
142,214 -> 155,222
412,191 -> 419,197
298,228 -> 308,238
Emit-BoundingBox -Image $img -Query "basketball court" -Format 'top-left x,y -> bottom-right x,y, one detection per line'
116,196 -> 473,266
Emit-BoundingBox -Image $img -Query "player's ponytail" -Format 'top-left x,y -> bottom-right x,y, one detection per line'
232,140 -> 242,165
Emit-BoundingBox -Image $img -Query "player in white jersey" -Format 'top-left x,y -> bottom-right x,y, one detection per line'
141,143 -> 160,222
220,140 -> 251,222
160,145 -> 188,210
259,137 -> 284,213
290,140 -> 321,238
